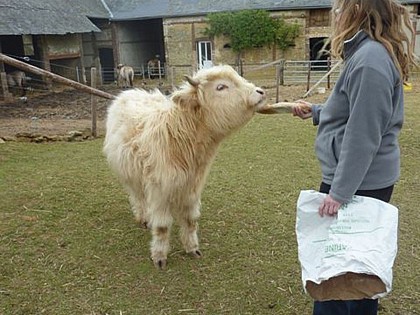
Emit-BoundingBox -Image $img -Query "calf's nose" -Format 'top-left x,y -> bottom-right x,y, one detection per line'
256,88 -> 265,96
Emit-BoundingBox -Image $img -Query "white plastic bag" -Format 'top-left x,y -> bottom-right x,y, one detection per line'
296,190 -> 399,300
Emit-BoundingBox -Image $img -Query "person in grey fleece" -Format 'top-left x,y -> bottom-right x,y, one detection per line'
312,29 -> 403,205
292,0 -> 417,314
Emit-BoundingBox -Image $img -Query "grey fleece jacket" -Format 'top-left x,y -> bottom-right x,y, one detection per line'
312,31 -> 404,204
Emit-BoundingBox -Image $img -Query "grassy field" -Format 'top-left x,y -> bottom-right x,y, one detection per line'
1,88 -> 419,315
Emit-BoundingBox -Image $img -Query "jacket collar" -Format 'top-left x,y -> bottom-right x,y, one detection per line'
343,30 -> 369,60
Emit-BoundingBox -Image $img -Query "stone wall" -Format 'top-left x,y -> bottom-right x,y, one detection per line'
161,5 -> 419,84
163,9 -> 335,83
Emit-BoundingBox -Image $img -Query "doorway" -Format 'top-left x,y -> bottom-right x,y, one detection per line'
99,48 -> 115,83
309,37 -> 330,71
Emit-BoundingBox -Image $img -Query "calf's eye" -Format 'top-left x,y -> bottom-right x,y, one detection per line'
216,84 -> 228,91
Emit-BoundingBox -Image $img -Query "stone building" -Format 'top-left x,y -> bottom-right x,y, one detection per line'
105,0 -> 420,82
1,0 -> 420,86
0,0 -> 108,82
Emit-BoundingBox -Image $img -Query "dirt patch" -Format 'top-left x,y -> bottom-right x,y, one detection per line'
0,83 -> 326,142
0,86 -> 113,141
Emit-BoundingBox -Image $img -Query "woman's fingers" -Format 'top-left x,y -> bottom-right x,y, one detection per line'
292,101 -> 312,119
319,195 -> 342,217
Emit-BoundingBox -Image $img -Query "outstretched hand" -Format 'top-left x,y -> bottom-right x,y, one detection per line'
292,100 -> 312,119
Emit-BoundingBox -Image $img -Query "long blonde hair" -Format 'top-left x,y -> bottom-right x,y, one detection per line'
331,0 -> 417,81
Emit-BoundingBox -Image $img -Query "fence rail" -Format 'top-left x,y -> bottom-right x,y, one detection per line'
239,59 -> 342,88
3,56 -> 420,102
87,60 -> 344,89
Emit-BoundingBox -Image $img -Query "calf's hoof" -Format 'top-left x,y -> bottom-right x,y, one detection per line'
139,221 -> 149,229
134,217 -> 149,229
152,257 -> 167,270
189,249 -> 203,259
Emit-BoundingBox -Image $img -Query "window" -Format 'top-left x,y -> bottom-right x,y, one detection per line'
197,41 -> 213,69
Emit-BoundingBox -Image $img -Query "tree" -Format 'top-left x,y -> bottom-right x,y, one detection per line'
205,9 -> 300,71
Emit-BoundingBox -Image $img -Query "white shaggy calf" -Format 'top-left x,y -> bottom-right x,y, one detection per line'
104,65 -> 266,269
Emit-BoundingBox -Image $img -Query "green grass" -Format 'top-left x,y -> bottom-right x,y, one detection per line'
1,91 -> 420,315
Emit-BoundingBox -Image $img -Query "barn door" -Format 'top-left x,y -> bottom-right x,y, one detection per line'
309,37 -> 330,71
99,48 -> 115,83
197,41 -> 213,70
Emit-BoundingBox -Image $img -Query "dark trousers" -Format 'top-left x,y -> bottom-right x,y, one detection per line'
313,182 -> 394,315
313,299 -> 378,315
319,182 -> 394,203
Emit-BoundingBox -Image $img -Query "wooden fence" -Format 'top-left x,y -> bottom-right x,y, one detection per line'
4,55 -> 420,102
92,59 -> 343,91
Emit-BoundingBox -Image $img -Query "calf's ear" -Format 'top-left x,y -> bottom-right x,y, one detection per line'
171,75 -> 201,110
172,90 -> 200,110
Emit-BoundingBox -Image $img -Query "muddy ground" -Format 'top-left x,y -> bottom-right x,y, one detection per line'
0,82 -> 326,142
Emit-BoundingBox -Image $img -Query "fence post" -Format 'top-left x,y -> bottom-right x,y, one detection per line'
275,60 -> 285,103
75,66 -> 87,85
279,59 -> 285,86
1,72 -> 13,102
158,61 -> 162,80
91,67 -> 97,138
327,58 -> 331,89
306,61 -> 311,92
276,65 -> 280,103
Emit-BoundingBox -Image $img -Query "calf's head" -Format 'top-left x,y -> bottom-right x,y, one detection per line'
172,65 -> 266,136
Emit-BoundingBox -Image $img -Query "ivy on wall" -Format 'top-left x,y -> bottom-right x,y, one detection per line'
205,9 -> 300,53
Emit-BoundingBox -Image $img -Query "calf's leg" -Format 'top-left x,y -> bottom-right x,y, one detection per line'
129,194 -> 148,228
127,187 -> 148,228
179,201 -> 202,258
149,209 -> 173,269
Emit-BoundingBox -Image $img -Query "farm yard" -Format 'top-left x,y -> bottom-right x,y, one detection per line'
0,80 -> 420,314
0,80 -> 325,141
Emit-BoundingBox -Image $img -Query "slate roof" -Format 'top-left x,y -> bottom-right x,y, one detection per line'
0,0 -> 108,35
105,0 -> 420,21
106,0 -> 333,21
1,0 -> 420,34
